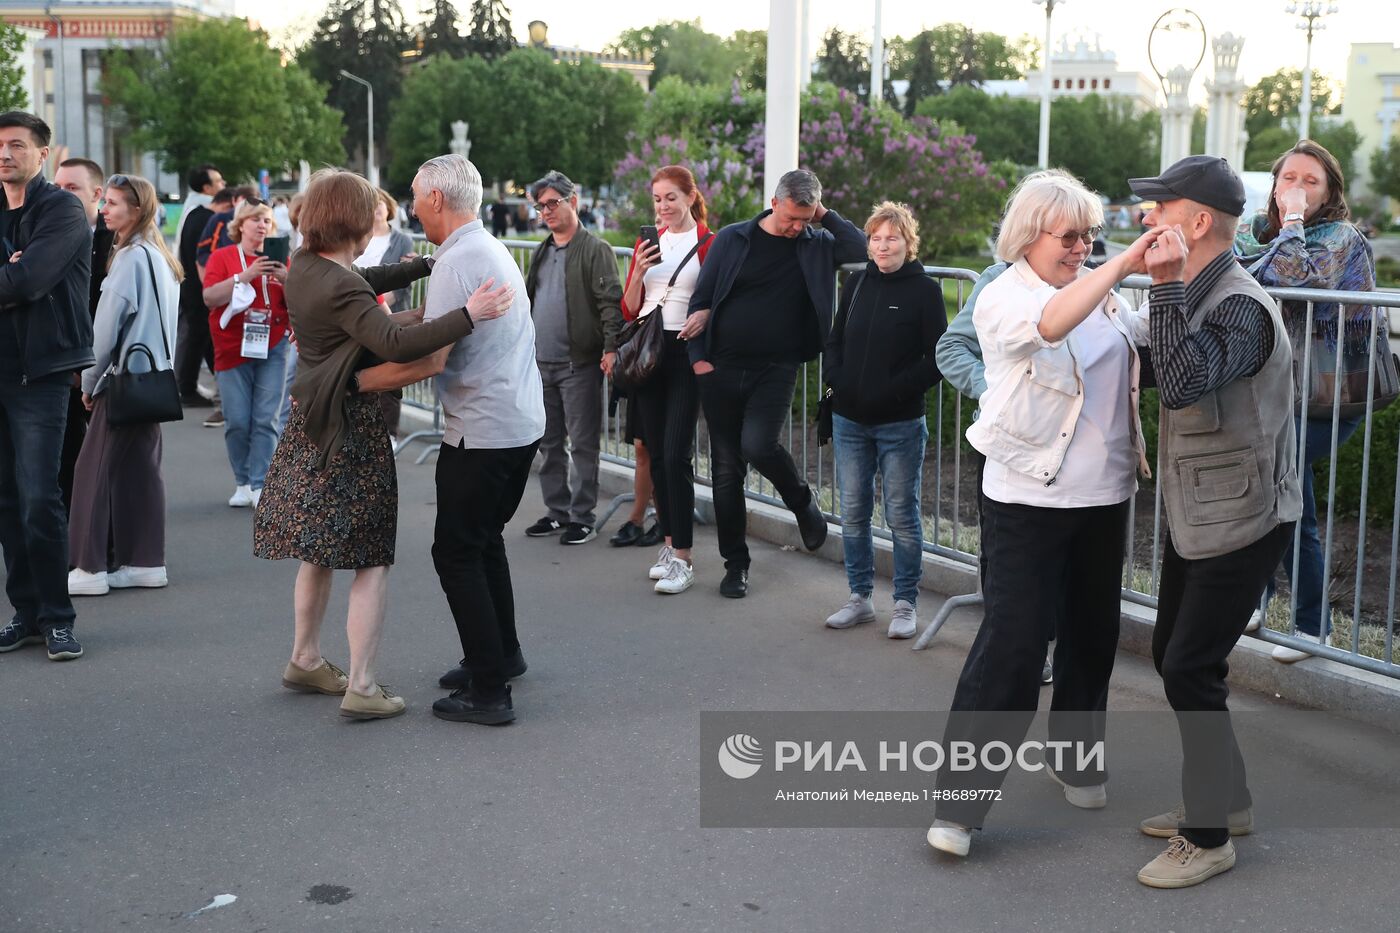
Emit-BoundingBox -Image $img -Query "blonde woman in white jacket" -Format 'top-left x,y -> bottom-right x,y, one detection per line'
928,170 -> 1163,858
67,174 -> 181,597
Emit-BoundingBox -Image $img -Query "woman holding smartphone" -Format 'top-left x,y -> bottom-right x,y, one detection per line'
201,199 -> 291,508
620,166 -> 714,594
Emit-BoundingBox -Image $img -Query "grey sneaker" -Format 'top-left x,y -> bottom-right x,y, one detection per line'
825,593 -> 875,629
1140,802 -> 1253,839
887,599 -> 917,639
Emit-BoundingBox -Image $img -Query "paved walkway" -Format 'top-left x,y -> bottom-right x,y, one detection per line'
4,416 -> 1397,932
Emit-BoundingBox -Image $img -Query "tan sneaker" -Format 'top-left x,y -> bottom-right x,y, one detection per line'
339,684 -> 406,720
1139,802 -> 1253,839
281,658 -> 349,696
1137,836 -> 1236,888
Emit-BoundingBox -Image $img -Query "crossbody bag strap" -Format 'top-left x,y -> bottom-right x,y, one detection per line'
141,245 -> 173,362
648,232 -> 714,314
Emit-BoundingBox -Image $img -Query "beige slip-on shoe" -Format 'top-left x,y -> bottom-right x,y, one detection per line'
339,684 -> 407,720
1139,802 -> 1253,838
1137,836 -> 1236,889
282,658 -> 349,696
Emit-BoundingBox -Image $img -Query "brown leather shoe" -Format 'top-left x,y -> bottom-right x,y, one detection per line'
339,684 -> 407,720
281,658 -> 349,696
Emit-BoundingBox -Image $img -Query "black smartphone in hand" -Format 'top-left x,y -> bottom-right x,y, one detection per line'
261,235 -> 290,265
640,225 -> 661,253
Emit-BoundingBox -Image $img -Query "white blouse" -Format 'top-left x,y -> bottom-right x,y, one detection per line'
638,226 -> 701,331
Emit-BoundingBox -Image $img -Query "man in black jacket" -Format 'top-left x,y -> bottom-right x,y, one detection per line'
175,170 -> 227,405
682,169 -> 867,597
52,157 -> 114,513
0,111 -> 95,661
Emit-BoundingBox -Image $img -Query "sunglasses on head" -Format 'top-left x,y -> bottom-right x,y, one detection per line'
106,174 -> 131,189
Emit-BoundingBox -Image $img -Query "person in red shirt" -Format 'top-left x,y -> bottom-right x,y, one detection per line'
201,200 -> 291,508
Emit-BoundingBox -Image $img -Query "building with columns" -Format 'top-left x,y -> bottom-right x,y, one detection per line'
0,0 -> 231,192
1012,32 -> 1161,115
1341,42 -> 1400,204
1203,33 -> 1248,169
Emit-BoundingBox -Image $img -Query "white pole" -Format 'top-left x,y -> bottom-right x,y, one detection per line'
1299,29 -> 1313,141
871,0 -> 884,105
1037,2 -> 1055,169
340,69 -> 378,187
799,0 -> 812,90
764,0 -> 801,201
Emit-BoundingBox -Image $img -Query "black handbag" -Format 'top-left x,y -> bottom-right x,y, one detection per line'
105,247 -> 183,427
613,233 -> 712,394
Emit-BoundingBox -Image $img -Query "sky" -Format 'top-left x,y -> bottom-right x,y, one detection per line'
241,0 -> 1396,104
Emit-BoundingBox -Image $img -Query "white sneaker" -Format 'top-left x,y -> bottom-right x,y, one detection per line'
67,568 -> 109,596
1244,607 -> 1263,633
1273,632 -> 1332,664
251,487 -> 262,508
648,545 -> 675,580
825,593 -> 875,629
887,599 -> 917,639
1046,766 -> 1107,809
654,558 -> 695,595
228,485 -> 254,508
108,565 -> 168,589
926,819 -> 971,857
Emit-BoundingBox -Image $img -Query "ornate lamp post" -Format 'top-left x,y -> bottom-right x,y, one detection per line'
1148,9 -> 1207,172
1286,2 -> 1338,140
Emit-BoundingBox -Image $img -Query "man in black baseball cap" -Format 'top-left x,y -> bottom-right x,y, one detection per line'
1129,155 -> 1302,889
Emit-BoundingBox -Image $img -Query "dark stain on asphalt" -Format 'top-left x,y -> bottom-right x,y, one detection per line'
743,903 -> 760,911
306,885 -> 354,905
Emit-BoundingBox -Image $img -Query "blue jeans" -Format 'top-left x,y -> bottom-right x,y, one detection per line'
1267,413 -> 1362,637
833,413 -> 927,604
215,338 -> 290,490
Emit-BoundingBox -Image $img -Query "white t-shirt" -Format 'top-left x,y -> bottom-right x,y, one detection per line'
354,233 -> 392,269
638,226 -> 702,331
422,220 -> 546,450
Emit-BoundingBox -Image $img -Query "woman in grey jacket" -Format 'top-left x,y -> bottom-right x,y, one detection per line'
67,174 -> 182,596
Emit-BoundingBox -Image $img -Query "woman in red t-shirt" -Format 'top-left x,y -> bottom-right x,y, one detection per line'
201,200 -> 291,508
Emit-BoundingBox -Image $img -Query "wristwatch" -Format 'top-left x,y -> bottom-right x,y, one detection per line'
1283,212 -> 1305,225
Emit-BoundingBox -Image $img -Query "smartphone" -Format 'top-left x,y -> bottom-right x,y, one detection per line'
261,235 -> 290,265
639,225 -> 661,253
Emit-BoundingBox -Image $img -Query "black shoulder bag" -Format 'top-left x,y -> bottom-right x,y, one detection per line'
612,233 -> 712,395
106,247 -> 184,427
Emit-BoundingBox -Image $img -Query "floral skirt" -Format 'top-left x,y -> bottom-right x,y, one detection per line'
253,394 -> 397,569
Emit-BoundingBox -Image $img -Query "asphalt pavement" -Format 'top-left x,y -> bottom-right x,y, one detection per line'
4,414 -> 1398,933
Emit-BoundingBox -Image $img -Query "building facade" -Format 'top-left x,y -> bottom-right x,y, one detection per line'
1341,42 -> 1400,205
1015,33 -> 1161,115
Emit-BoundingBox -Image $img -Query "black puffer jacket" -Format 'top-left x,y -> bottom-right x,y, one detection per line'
824,258 -> 945,425
0,174 -> 95,381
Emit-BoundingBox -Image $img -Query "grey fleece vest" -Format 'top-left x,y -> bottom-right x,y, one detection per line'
1159,262 -> 1303,560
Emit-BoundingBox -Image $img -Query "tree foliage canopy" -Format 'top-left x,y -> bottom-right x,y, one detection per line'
297,0 -> 411,153
465,0 -> 514,60
103,18 -> 344,183
0,24 -> 28,112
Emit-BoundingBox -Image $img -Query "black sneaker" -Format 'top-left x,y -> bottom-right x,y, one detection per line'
45,625 -> 83,661
438,649 -> 528,689
609,520 -> 643,547
560,523 -> 596,545
432,685 -> 515,725
180,392 -> 214,408
525,517 -> 565,537
795,487 -> 828,551
720,568 -> 749,599
635,522 -> 663,547
0,617 -> 43,653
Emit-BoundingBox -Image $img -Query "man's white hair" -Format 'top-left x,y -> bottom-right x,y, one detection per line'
416,154 -> 483,215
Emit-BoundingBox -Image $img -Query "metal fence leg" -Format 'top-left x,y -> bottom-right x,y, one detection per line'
912,592 -> 983,651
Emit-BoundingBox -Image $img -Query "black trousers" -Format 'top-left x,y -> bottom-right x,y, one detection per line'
58,386 -> 87,515
936,496 -> 1129,829
697,361 -> 809,571
1154,523 -> 1292,848
175,290 -> 214,396
431,440 -> 539,697
635,332 -> 700,550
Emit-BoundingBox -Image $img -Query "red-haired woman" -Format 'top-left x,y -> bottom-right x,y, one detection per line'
619,166 -> 714,595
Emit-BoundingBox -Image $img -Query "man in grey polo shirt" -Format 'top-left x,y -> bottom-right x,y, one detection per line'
361,154 -> 545,726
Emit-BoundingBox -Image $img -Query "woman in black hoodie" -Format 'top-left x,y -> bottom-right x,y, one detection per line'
822,202 -> 945,639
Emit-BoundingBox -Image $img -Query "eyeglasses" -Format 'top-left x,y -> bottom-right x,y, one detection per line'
1043,226 -> 1102,248
536,197 -> 570,213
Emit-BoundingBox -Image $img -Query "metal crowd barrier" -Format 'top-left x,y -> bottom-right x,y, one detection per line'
396,234 -> 1398,680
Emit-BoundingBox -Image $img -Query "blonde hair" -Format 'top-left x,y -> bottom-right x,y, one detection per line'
994,169 -> 1104,263
104,174 -> 183,281
864,201 -> 920,262
299,169 -> 376,253
228,200 -> 276,242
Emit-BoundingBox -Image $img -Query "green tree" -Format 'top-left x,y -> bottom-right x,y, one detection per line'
103,19 -> 344,183
1244,67 -> 1338,140
465,0 -> 514,60
729,28 -> 767,91
0,23 -> 28,111
1048,95 -> 1159,200
609,20 -> 739,89
895,25 -> 1033,82
902,34 -> 940,117
1245,119 -> 1362,178
298,0 -> 410,158
814,28 -> 869,99
419,0 -> 470,59
917,85 -> 1038,166
1370,142 -> 1400,205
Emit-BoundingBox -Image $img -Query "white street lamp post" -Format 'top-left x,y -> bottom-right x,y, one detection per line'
871,0 -> 884,106
1286,2 -> 1337,141
1033,0 -> 1063,169
339,69 -> 378,188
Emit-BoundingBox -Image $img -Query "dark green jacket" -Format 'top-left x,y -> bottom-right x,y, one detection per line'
524,227 -> 623,364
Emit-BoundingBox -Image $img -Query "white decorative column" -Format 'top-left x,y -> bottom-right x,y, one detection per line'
1204,33 -> 1247,166
799,0 -> 812,90
1161,66 -> 1194,171
764,0 -> 801,201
